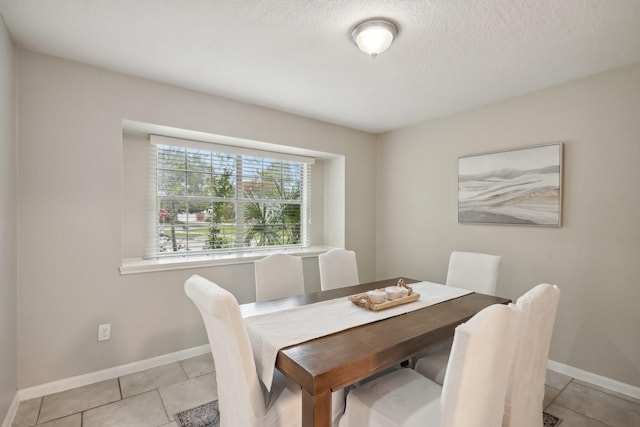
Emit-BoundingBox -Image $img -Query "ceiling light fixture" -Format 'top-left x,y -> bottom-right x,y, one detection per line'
351,18 -> 398,58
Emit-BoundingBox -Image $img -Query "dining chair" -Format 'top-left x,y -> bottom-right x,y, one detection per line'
339,303 -> 519,427
254,253 -> 305,302
184,274 -> 345,427
503,283 -> 560,427
318,248 -> 360,290
414,250 -> 502,384
445,250 -> 502,293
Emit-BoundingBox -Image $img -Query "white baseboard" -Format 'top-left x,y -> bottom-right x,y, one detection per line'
1,392 -> 19,427
17,344 -> 210,401
547,359 -> 640,400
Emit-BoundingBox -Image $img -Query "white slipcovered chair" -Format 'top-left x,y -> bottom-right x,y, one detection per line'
184,275 -> 344,427
444,251 -> 502,293
254,253 -> 305,302
503,283 -> 560,427
339,303 -> 519,427
318,248 -> 360,290
414,250 -> 502,384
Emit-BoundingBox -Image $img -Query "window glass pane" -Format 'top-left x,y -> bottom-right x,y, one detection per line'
242,201 -> 303,247
282,161 -> 302,201
157,146 -> 186,170
242,156 -> 263,199
186,172 -> 210,197
261,159 -> 281,199
282,203 -> 301,244
212,153 -> 236,176
158,146 -> 187,197
188,198 -> 210,217
211,156 -> 236,199
187,149 -> 211,172
158,199 -> 187,252
205,202 -> 237,250
157,169 -> 186,196
180,224 -> 209,252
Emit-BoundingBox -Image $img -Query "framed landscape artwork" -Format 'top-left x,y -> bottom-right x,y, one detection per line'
458,143 -> 563,226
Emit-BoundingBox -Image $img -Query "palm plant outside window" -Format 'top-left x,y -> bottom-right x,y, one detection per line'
155,141 -> 311,255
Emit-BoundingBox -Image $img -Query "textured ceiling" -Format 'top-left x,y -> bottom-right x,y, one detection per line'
1,0 -> 639,133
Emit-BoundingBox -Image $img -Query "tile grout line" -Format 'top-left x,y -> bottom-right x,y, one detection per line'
549,403 -> 616,427
549,377 -> 573,409
575,379 -> 640,407
117,377 -> 123,400
35,396 -> 43,426
566,376 -> 640,407
177,359 -> 190,379
155,386 -> 172,426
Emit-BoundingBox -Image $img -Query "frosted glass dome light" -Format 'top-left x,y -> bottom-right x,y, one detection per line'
352,19 -> 398,58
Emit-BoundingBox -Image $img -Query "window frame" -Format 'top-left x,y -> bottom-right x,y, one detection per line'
150,135 -> 314,258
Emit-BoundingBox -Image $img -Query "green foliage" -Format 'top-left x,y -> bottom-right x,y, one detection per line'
243,162 -> 302,247
205,167 -> 236,250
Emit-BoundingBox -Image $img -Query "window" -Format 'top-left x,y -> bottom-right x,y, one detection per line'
151,135 -> 313,256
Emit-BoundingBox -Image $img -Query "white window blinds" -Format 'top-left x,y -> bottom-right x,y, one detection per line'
149,135 -> 313,256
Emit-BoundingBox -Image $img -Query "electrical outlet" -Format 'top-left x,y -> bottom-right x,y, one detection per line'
98,323 -> 111,341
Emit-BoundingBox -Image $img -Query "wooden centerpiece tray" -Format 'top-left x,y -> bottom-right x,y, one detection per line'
348,279 -> 420,311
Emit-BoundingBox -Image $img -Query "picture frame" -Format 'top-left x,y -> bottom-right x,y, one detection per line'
458,143 -> 563,226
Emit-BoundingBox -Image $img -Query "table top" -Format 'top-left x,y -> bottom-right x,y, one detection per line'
241,277 -> 510,394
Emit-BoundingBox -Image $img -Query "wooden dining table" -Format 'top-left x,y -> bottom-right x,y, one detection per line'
240,277 -> 510,427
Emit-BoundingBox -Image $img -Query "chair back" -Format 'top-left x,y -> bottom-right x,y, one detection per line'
440,303 -> 519,427
318,248 -> 359,290
184,275 -> 266,425
254,254 -> 304,302
503,284 -> 560,427
446,251 -> 501,294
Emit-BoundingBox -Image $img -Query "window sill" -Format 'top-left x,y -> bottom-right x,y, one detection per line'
120,246 -> 333,275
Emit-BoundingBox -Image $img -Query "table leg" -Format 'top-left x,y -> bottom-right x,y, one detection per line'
302,388 -> 332,427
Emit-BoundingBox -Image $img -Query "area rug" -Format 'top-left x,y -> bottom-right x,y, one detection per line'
544,411 -> 563,426
175,400 -> 220,427
175,400 -> 561,427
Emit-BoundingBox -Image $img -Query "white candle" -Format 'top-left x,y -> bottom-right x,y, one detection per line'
367,290 -> 386,304
385,286 -> 404,300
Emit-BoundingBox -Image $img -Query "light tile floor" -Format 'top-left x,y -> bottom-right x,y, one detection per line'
12,353 -> 640,426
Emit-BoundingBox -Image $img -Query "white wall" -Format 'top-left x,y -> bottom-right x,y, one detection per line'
376,64 -> 640,387
16,49 -> 377,388
0,13 -> 17,419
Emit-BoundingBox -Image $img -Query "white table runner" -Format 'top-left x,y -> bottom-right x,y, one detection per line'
243,281 -> 472,390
